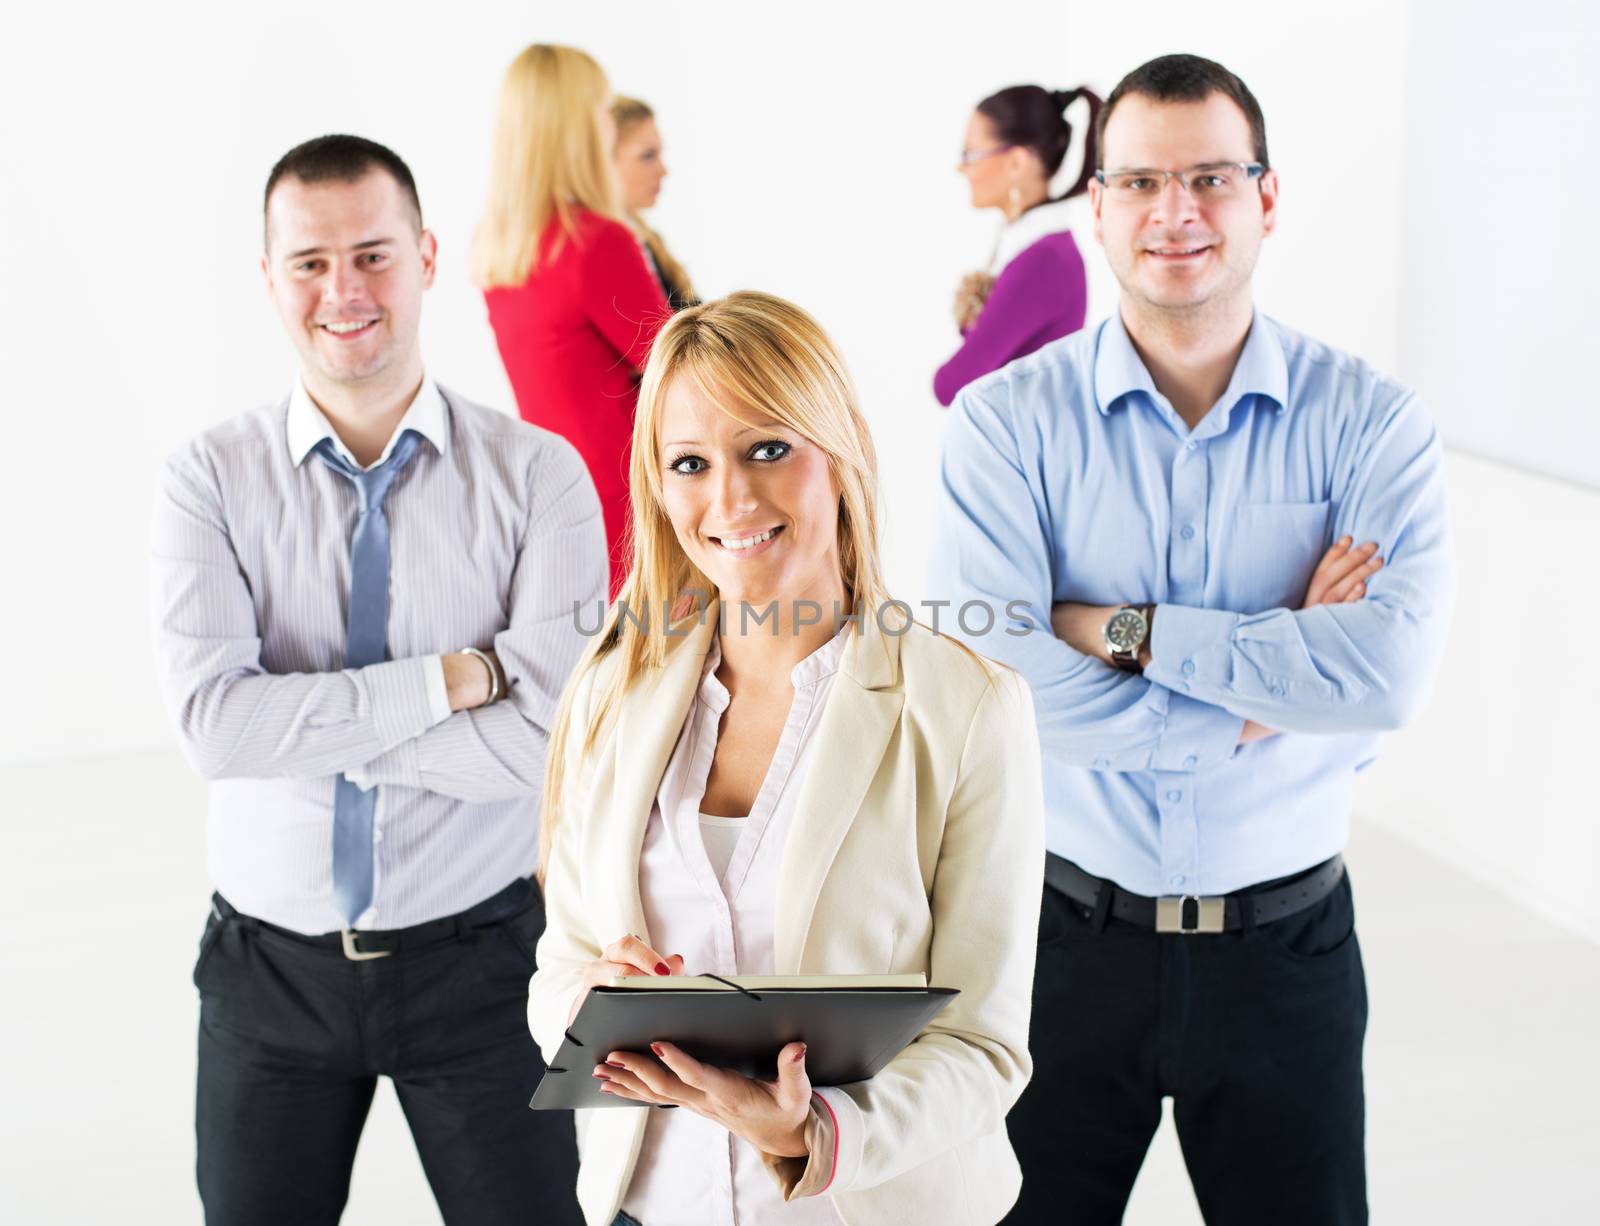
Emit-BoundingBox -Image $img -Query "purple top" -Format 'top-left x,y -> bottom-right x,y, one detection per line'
934,229 -> 1088,406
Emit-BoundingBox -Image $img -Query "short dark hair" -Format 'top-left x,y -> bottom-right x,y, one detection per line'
263,134 -> 423,246
976,84 -> 1104,202
1095,54 -> 1269,171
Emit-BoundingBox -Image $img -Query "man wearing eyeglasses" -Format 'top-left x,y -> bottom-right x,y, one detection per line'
930,54 -> 1453,1224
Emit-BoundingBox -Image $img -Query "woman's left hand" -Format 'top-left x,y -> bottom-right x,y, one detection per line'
594,1040 -> 813,1159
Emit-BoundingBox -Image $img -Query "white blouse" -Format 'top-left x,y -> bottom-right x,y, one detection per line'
621,630 -> 849,1226
699,814 -> 746,882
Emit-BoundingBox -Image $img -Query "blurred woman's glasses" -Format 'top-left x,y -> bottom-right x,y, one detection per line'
957,143 -> 1015,167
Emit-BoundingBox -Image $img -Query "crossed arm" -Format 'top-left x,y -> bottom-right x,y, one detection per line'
151,443 -> 606,798
930,382 -> 1454,768
1051,535 -> 1388,743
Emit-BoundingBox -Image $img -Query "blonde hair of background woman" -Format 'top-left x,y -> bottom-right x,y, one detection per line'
612,95 -> 697,307
539,291 -> 892,873
473,44 -> 619,289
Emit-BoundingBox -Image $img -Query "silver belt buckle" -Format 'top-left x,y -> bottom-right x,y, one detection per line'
341,929 -> 392,961
1156,895 -> 1225,935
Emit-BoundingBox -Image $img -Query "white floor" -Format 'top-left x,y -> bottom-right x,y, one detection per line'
1,749 -> 1594,1224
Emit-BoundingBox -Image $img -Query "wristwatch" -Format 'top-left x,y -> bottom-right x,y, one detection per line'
1104,605 -> 1153,673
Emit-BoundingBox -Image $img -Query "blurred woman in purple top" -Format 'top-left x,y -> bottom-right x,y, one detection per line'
935,84 -> 1103,406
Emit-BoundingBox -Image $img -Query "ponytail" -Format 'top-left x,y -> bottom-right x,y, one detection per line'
975,83 -> 1104,202
1050,86 -> 1104,202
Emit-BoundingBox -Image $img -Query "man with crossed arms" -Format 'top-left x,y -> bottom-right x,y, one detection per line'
153,135 -> 601,1224
931,55 -> 1454,1224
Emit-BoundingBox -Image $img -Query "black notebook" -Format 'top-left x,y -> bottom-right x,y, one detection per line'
529,975 -> 958,1110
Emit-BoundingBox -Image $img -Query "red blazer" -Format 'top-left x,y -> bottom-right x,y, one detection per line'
486,209 -> 669,591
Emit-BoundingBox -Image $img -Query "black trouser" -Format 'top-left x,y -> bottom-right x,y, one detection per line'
194,878 -> 582,1226
1004,867 -> 1368,1225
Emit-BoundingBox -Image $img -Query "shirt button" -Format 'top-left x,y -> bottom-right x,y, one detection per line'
1182,660 -> 1196,676
1170,875 -> 1186,887
1183,755 -> 1198,768
1166,789 -> 1182,803
1185,439 -> 1198,452
1180,524 -> 1196,540
1270,684 -> 1285,698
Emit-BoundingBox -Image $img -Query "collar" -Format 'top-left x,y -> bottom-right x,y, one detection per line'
286,375 -> 449,469
699,619 -> 853,705
1092,310 -> 1288,427
991,197 -> 1077,273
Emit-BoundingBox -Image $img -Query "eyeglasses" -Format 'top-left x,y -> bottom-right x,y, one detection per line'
1094,162 -> 1266,200
957,143 -> 1014,167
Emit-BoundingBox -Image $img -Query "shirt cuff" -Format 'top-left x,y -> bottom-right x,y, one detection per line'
1150,692 -> 1245,770
1145,603 -> 1242,697
760,1092 -> 844,1200
422,654 -> 452,725
360,656 -> 445,749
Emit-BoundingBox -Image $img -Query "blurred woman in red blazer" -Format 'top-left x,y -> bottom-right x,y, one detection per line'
475,44 -> 669,591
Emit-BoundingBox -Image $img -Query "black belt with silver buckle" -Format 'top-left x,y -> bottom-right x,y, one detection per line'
1044,853 -> 1345,934
211,876 -> 536,961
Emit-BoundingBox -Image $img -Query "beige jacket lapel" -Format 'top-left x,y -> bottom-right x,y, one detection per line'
773,624 -> 905,973
599,607 -> 718,945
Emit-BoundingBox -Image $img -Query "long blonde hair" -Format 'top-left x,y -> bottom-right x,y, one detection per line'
539,291 -> 891,872
473,44 -> 619,289
612,96 -> 697,307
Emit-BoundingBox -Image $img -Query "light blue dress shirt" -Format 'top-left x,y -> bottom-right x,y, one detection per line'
929,311 -> 1454,897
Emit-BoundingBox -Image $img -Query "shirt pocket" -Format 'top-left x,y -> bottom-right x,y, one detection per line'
1219,501 -> 1332,614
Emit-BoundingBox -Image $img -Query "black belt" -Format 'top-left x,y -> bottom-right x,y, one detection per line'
1044,853 -> 1345,934
212,876 -> 536,961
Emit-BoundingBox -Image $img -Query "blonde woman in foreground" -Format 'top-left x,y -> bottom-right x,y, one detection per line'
527,291 -> 1045,1226
612,96 -> 697,310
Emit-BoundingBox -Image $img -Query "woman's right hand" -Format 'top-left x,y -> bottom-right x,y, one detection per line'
568,934 -> 685,1025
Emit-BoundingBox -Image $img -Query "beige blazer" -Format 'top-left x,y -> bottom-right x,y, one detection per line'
529,608 -> 1045,1226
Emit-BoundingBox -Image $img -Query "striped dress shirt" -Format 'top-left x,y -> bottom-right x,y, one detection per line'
152,377 -> 608,934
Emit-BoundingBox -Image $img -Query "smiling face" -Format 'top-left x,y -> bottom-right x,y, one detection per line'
656,376 -> 844,614
615,116 -> 667,211
1090,91 -> 1277,320
261,170 -> 435,392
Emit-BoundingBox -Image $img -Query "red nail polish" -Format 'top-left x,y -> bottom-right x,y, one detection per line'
650,1043 -> 665,1058
655,962 -> 671,975
793,1044 -> 807,1063
605,1060 -> 626,1069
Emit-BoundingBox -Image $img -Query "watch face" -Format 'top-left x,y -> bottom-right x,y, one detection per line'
1106,609 -> 1147,652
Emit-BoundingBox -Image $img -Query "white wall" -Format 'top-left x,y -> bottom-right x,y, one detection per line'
0,0 -> 1407,765
1399,0 -> 1600,488
1344,0 -> 1600,942
1356,453 -> 1600,943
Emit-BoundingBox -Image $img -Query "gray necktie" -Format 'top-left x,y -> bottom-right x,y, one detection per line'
315,430 -> 422,927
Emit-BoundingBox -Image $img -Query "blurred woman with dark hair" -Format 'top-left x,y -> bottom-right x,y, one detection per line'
613,96 -> 698,310
934,85 -> 1102,406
